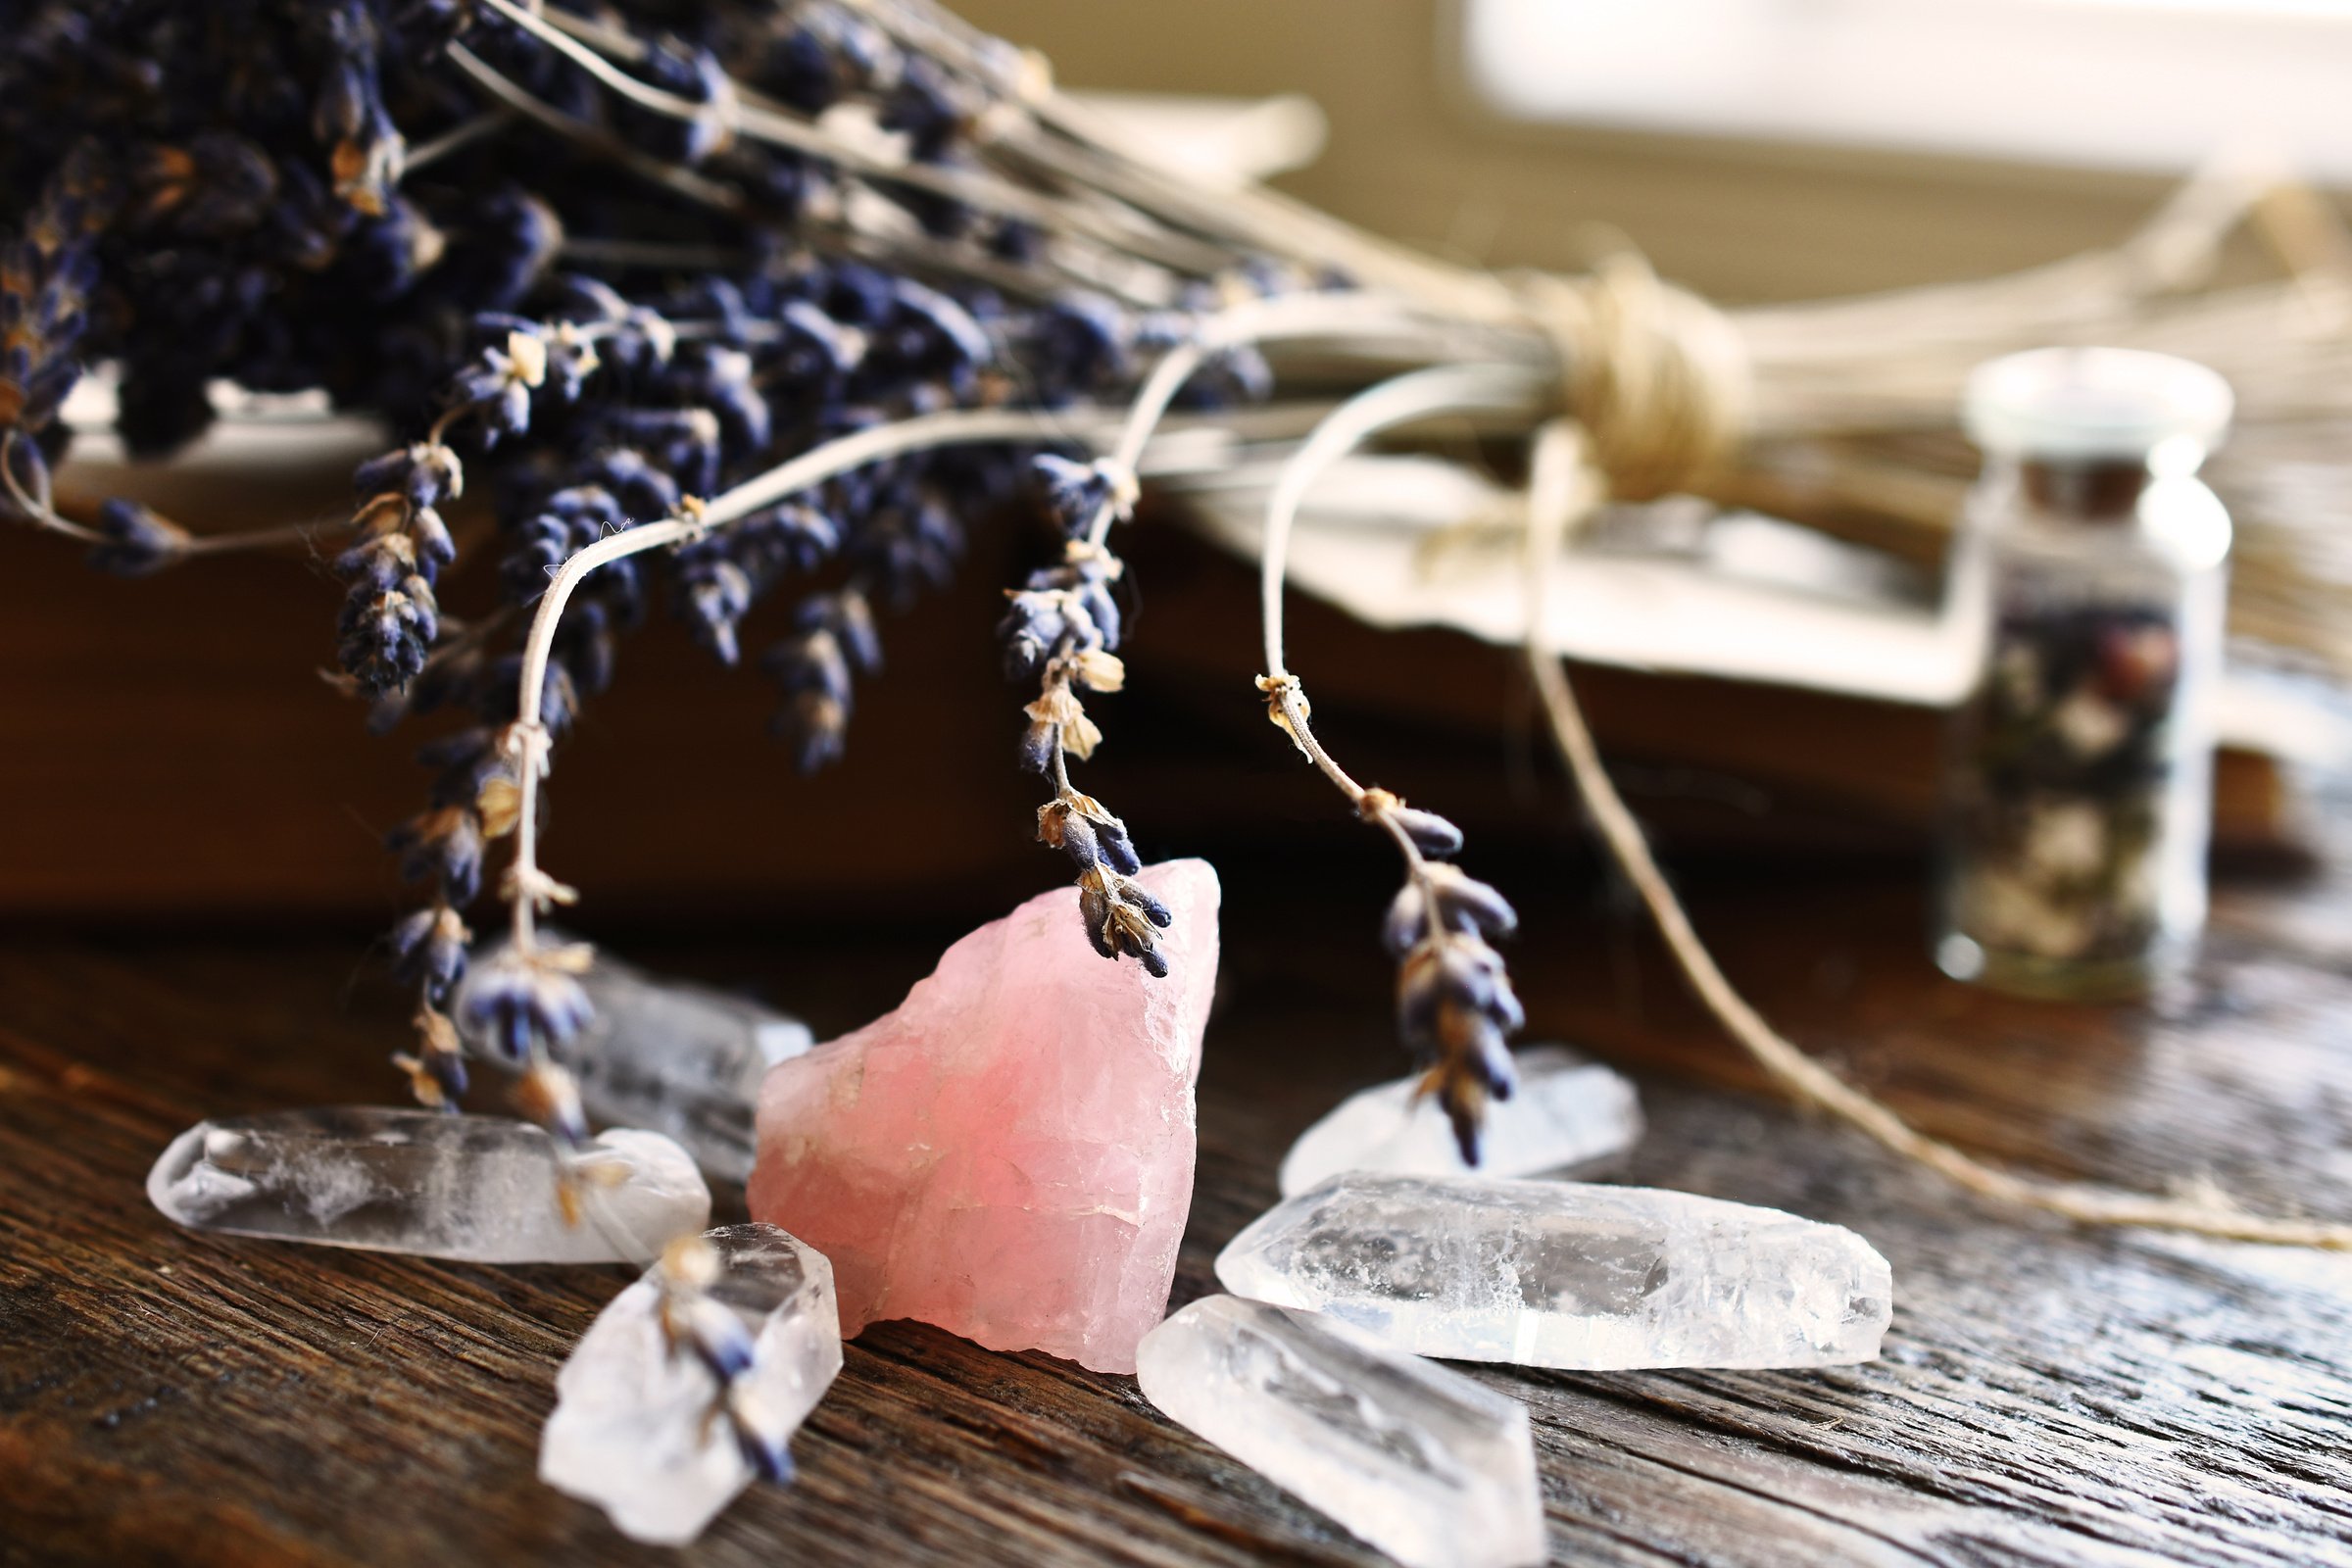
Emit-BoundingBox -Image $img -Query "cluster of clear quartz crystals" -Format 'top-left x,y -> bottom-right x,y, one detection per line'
1136,1053 -> 1892,1568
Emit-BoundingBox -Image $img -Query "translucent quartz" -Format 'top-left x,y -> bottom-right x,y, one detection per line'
1279,1045 -> 1642,1198
148,1107 -> 709,1264
456,945 -> 813,1183
1137,1296 -> 1545,1568
541,1224 -> 843,1545
1218,1172 -> 1891,1370
751,860 -> 1220,1374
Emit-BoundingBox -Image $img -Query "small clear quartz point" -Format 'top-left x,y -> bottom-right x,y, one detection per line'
456,943 -> 812,1182
541,1223 -> 844,1545
1279,1045 -> 1642,1197
1217,1171 -> 1891,1371
147,1107 -> 709,1263
1137,1295 -> 1545,1568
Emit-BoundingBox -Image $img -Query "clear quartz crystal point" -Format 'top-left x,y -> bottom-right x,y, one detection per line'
1137,1296 -> 1545,1568
147,1108 -> 710,1263
541,1223 -> 844,1545
1218,1172 -> 1891,1371
456,944 -> 812,1182
1279,1045 -> 1642,1198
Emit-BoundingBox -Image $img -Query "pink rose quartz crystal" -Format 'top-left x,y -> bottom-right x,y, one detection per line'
748,859 -> 1220,1374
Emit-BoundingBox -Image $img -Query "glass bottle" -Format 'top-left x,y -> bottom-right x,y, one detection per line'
1935,347 -> 2233,1000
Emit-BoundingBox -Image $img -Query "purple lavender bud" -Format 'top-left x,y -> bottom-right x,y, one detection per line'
425,1049 -> 468,1104
86,498 -> 186,575
1055,812 -> 1103,869
734,1420 -> 795,1485
1390,807 -> 1464,858
774,300 -> 860,390
1032,453 -> 1113,537
1127,883 -> 1173,929
410,506 -> 455,574
1078,883 -> 1116,960
353,447 -> 413,496
1427,865 -> 1518,938
1017,717 -> 1057,776
387,905 -> 468,1003
588,448 -> 682,519
462,954 -> 593,1062
1382,884 -> 1428,956
1096,816 -> 1143,876
678,556 -> 753,665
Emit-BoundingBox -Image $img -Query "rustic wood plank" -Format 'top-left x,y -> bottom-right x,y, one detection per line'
6,845 -> 2352,1566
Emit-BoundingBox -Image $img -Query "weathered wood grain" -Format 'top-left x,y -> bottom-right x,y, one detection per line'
5,843 -> 2352,1566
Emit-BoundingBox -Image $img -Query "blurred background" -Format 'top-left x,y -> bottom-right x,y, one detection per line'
7,0 -> 2348,927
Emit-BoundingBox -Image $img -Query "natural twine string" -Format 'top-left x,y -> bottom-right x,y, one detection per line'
1512,265 -> 2352,1250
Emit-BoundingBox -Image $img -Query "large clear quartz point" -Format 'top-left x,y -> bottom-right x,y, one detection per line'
541,1223 -> 843,1544
1137,1295 -> 1545,1568
1279,1045 -> 1642,1197
147,1108 -> 710,1263
1218,1172 -> 1891,1370
456,945 -> 812,1183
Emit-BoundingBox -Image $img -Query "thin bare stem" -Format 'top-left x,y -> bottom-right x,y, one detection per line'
403,111 -> 513,175
1081,293 -> 1511,551
1252,366 -> 1544,796
1256,363 -> 1546,676
1517,417 -> 2352,1250
3,431 -> 344,559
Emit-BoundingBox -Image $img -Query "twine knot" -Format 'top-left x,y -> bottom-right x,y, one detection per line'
1510,253 -> 1751,501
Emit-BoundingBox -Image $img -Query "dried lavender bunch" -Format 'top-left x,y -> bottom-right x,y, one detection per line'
0,0 -> 1541,1162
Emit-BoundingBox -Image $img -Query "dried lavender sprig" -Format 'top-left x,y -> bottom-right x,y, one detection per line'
995,293 -> 1492,967
1253,363 -> 1547,1160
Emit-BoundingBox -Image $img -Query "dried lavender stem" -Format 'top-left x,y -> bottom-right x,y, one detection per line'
1256,363 -> 1545,676
402,111 -> 514,175
2,430 -> 333,558
1516,418 -> 2352,1250
1080,293 -> 1493,551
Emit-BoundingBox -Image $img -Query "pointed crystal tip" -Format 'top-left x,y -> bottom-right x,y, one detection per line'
1138,1295 -> 1546,1568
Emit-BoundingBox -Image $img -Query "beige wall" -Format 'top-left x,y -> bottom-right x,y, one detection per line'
958,0 -> 2193,303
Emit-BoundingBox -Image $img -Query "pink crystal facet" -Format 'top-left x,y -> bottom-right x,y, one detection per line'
749,859 -> 1220,1374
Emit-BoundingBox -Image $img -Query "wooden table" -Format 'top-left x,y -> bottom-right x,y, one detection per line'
5,834 -> 2351,1567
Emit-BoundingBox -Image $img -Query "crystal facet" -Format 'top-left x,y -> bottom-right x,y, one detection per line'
456,945 -> 812,1183
1280,1045 -> 1642,1197
1218,1172 -> 1891,1370
148,1108 -> 710,1263
1139,1295 -> 1545,1568
749,860 -> 1220,1373
541,1224 -> 843,1545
